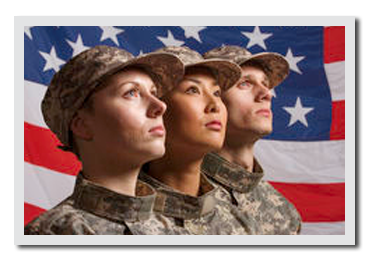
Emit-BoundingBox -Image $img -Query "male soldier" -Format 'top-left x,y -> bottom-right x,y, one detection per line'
201,45 -> 302,234
139,46 -> 257,234
24,45 -> 188,235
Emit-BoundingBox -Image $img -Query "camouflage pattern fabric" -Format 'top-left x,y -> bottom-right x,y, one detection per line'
41,45 -> 184,149
202,152 -> 302,235
203,45 -> 289,89
24,173 -> 187,235
139,170 -> 255,235
154,46 -> 241,91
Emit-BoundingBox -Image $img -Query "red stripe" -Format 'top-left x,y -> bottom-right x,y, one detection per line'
24,122 -> 81,176
330,100 -> 345,140
24,202 -> 46,226
269,182 -> 345,222
324,26 -> 345,63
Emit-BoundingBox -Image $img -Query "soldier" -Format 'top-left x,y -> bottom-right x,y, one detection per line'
201,45 -> 302,234
24,45 -> 187,235
139,46 -> 257,234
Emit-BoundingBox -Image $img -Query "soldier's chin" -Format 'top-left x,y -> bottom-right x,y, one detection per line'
142,145 -> 166,163
259,128 -> 273,137
200,137 -> 224,153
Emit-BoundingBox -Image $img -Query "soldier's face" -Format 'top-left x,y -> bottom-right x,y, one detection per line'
81,68 -> 167,164
162,67 -> 227,152
222,66 -> 273,138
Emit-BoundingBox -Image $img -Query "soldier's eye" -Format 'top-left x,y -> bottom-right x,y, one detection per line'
262,81 -> 270,88
151,89 -> 159,98
239,80 -> 252,89
124,88 -> 140,98
185,86 -> 200,94
214,89 -> 221,97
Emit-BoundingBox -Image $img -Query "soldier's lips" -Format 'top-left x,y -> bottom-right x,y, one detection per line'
255,109 -> 271,117
205,120 -> 222,131
148,125 -> 165,137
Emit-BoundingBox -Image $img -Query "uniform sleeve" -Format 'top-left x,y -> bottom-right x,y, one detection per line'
24,211 -> 96,235
48,213 -> 96,235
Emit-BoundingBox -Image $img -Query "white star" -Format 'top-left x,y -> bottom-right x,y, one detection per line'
157,30 -> 184,47
24,26 -> 33,40
39,46 -> 65,72
242,26 -> 272,50
99,26 -> 124,46
285,48 -> 305,74
283,97 -> 314,127
181,26 -> 207,43
66,34 -> 90,57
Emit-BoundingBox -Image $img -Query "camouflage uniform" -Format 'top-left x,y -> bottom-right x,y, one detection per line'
202,152 -> 302,235
25,173 -> 179,235
201,46 -> 301,234
139,170 -> 257,235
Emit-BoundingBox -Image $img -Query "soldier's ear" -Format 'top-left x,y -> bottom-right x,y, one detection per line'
70,110 -> 94,141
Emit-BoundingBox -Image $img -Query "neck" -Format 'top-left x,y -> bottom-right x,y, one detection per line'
147,146 -> 204,197
218,132 -> 258,172
80,153 -> 141,197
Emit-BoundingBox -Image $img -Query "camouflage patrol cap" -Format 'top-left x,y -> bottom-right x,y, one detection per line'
203,45 -> 289,88
41,45 -> 184,149
154,46 -> 241,91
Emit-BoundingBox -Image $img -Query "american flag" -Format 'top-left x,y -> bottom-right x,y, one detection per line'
24,26 -> 345,235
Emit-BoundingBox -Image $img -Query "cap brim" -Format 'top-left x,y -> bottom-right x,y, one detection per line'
238,52 -> 289,88
187,59 -> 241,90
113,53 -> 185,97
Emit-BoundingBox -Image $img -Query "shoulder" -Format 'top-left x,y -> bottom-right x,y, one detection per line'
253,180 -> 302,234
24,198 -> 96,235
254,180 -> 292,205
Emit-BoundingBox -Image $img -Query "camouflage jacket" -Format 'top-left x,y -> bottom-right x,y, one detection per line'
201,152 -> 302,235
24,172 -> 187,235
139,170 -> 253,234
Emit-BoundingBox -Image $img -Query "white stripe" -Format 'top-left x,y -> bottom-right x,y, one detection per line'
255,140 -> 345,183
300,222 -> 345,235
24,80 -> 48,128
324,61 -> 345,101
24,162 -> 76,210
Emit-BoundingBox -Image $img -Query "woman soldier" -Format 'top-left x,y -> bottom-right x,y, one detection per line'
24,45 -> 186,235
139,46 -> 258,234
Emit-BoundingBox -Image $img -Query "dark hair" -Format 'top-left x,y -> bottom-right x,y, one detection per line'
64,86 -> 97,160
185,65 -> 218,84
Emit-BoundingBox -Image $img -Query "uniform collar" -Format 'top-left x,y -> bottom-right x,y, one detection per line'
139,170 -> 217,220
201,152 -> 264,193
72,172 -> 156,223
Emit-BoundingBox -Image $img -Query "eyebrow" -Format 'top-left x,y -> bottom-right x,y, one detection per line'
113,81 -> 157,95
117,81 -> 156,90
182,77 -> 218,87
240,74 -> 270,86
